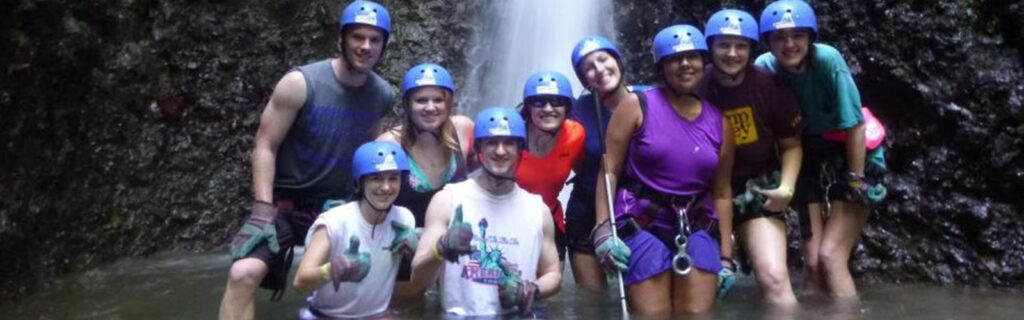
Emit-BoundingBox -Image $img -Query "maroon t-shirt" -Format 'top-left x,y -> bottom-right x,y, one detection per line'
699,65 -> 804,188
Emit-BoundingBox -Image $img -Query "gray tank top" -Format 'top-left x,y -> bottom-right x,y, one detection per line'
274,59 -> 395,200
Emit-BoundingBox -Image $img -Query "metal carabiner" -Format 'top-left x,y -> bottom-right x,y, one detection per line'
672,205 -> 692,275
820,162 -> 834,217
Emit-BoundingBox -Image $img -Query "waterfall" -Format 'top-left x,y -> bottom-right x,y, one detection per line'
460,0 -> 615,114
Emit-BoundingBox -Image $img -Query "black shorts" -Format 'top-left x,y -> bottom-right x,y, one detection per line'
794,139 -> 885,239
235,198 -> 320,291
564,189 -> 597,254
731,172 -> 788,226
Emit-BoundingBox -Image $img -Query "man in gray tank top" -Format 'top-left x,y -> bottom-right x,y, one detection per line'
219,1 -> 396,319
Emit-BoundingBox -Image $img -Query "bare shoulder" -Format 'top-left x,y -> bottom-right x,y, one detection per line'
376,125 -> 404,144
270,70 -> 308,112
452,115 -> 473,138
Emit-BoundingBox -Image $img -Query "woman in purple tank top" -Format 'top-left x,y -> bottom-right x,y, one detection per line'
593,25 -> 736,316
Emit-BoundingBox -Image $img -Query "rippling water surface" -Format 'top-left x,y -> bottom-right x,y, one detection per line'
1,251 -> 1021,319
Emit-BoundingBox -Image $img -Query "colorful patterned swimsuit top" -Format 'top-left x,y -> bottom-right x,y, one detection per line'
394,139 -> 468,227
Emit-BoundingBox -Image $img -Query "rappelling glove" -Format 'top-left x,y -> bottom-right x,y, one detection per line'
230,200 -> 280,259
591,219 -> 631,273
716,258 -> 737,300
434,205 -> 474,262
759,171 -> 792,212
497,259 -> 540,315
321,199 -> 347,212
390,221 -> 418,257
327,236 -> 372,290
845,172 -> 887,207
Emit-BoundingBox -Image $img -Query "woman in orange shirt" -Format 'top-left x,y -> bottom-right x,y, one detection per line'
515,70 -> 585,264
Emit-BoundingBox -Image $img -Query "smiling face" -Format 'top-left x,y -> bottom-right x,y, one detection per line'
767,28 -> 811,73
711,35 -> 752,76
341,25 -> 386,73
525,95 -> 569,133
360,171 -> 401,209
660,51 -> 705,94
477,137 -> 521,177
407,86 -> 450,132
578,50 -> 622,94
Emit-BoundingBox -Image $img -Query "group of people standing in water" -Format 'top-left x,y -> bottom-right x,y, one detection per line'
217,0 -> 888,318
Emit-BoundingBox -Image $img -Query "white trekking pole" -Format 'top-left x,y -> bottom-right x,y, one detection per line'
592,88 -> 629,317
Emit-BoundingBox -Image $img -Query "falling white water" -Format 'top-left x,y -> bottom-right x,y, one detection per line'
461,0 -> 615,113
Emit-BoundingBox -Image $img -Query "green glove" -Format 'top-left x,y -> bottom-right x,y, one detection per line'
435,205 -> 474,262
846,172 -> 887,207
329,236 -> 372,290
230,201 -> 280,258
497,259 -> 539,314
389,221 -> 418,257
591,220 -> 631,273
716,259 -> 736,300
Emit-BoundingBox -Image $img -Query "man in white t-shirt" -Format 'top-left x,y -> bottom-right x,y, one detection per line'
411,107 -> 562,317
292,141 -> 418,318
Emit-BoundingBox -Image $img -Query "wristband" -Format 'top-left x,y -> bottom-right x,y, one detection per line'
778,184 -> 794,197
320,263 -> 331,280
720,257 -> 736,271
432,243 -> 445,262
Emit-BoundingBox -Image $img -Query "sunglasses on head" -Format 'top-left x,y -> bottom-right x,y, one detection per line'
526,96 -> 571,109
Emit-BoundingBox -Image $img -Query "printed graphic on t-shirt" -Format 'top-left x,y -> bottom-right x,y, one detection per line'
725,106 -> 759,145
460,218 -> 522,285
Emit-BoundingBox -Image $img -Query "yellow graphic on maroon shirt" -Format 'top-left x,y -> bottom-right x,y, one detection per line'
725,106 -> 758,145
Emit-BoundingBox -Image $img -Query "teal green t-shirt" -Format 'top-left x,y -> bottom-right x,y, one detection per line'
755,43 -> 863,134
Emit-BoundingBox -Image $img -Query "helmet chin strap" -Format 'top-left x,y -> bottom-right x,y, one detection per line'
666,82 -> 702,101
477,153 -> 519,183
411,122 -> 442,140
360,186 -> 392,239
715,66 -> 744,82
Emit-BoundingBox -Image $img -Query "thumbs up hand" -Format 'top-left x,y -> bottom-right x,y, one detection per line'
328,235 -> 372,290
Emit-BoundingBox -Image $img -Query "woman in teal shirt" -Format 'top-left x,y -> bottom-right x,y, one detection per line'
754,0 -> 886,299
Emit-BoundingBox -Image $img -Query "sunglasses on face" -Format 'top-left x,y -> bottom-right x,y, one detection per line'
526,96 -> 571,109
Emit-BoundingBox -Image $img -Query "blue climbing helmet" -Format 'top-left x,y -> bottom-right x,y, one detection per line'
351,141 -> 409,187
570,35 -> 622,84
339,0 -> 392,41
652,24 -> 708,64
705,9 -> 759,46
473,107 -> 526,146
522,71 -> 574,102
759,0 -> 818,40
402,63 -> 454,98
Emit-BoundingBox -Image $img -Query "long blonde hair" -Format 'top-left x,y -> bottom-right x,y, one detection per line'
399,89 -> 460,160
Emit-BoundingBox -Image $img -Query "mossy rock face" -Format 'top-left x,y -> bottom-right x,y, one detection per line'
1,0 -> 1022,302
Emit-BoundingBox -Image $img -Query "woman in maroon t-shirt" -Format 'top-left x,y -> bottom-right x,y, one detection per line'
700,9 -> 804,306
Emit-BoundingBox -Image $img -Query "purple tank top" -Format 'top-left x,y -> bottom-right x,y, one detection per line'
624,88 -> 723,199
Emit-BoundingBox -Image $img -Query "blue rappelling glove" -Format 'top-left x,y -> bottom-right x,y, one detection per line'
321,199 -> 347,212
389,221 -> 418,257
327,236 -> 372,290
591,219 -> 631,273
497,259 -> 540,315
716,258 -> 737,300
230,200 -> 280,258
845,172 -> 887,207
434,205 -> 474,262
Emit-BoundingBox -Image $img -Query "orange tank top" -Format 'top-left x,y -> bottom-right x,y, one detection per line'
516,119 -> 585,232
